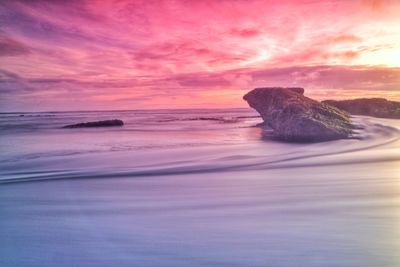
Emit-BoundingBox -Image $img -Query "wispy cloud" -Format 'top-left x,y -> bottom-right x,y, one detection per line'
0,0 -> 400,111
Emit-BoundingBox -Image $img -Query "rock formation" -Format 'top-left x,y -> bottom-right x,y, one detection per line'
243,87 -> 353,142
323,98 -> 400,119
63,119 -> 124,128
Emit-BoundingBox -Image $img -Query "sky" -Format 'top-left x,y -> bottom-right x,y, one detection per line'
1,0 -> 400,111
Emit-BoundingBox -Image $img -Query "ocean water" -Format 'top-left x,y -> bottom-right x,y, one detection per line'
0,109 -> 399,266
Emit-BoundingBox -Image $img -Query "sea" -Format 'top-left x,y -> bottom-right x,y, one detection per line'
0,108 -> 399,267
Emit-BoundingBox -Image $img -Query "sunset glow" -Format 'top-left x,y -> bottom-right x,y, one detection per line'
1,0 -> 400,111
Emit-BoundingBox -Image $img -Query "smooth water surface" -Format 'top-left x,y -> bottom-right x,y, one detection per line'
1,109 -> 399,266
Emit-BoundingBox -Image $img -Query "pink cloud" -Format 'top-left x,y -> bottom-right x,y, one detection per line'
230,28 -> 261,38
0,0 -> 400,111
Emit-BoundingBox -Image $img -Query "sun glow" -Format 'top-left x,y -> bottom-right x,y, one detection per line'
360,47 -> 400,67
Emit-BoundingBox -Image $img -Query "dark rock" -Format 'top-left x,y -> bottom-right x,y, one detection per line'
243,87 -> 353,142
323,98 -> 400,119
287,87 -> 305,95
62,119 -> 124,128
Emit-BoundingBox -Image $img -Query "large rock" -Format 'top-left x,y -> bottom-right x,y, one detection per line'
243,87 -> 353,142
322,98 -> 400,119
63,119 -> 124,128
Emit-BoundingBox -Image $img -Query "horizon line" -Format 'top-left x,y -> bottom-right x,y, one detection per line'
0,107 -> 252,114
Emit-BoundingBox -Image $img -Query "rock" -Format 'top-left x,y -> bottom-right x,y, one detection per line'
62,119 -> 124,128
322,98 -> 400,119
243,87 -> 353,142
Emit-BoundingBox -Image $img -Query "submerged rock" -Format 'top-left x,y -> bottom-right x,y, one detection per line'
243,87 -> 353,142
323,98 -> 400,119
62,119 -> 124,128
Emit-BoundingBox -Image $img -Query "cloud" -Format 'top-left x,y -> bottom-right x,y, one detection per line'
330,34 -> 362,44
230,28 -> 261,38
0,35 -> 30,56
0,0 -> 400,110
1,64 -> 400,111
252,65 -> 400,91
363,0 -> 386,11
0,69 -> 22,80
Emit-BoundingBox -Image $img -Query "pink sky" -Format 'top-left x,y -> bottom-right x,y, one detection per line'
1,0 -> 400,111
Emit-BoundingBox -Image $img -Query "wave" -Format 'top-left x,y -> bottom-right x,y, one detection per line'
1,116 -> 399,185
157,115 -> 261,123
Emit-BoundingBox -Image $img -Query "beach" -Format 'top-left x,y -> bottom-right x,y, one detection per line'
1,109 -> 400,266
